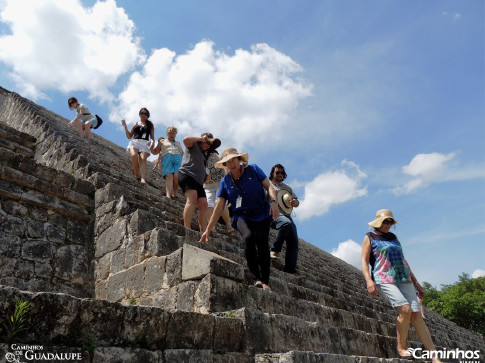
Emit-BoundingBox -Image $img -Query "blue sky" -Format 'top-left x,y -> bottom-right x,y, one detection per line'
0,0 -> 483,287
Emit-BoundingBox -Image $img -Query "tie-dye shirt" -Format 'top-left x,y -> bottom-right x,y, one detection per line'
367,232 -> 411,284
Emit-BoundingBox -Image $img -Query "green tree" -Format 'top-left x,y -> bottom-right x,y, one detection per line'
422,273 -> 485,336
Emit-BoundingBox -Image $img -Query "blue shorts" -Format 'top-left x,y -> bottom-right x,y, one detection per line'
378,282 -> 421,312
161,153 -> 182,178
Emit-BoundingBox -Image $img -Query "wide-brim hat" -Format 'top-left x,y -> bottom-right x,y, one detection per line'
215,147 -> 249,168
207,138 -> 221,153
368,209 -> 400,229
277,189 -> 293,214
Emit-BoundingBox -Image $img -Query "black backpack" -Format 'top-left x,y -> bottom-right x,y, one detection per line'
94,115 -> 103,129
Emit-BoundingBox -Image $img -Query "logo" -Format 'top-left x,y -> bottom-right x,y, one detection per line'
406,347 -> 481,362
6,345 -> 83,362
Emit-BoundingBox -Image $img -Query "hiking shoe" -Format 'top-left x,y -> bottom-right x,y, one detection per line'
270,251 -> 280,259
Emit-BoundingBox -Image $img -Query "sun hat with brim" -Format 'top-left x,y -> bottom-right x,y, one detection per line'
368,209 -> 400,229
215,147 -> 249,169
277,189 -> 293,214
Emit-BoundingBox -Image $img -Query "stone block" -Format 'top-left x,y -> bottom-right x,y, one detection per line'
152,288 -> 177,310
106,270 -> 127,302
144,256 -> 166,293
0,231 -> 21,256
110,245 -> 126,274
146,227 -> 183,257
54,245 -> 90,287
95,279 -> 107,300
176,280 -> 198,312
164,349 -> 213,362
66,219 -> 89,245
121,305 -> 170,348
194,274 -> 245,314
213,316 -> 245,352
34,261 -> 53,278
95,252 -> 112,281
2,214 -> 25,236
182,243 -> 244,282
165,248 -> 183,287
95,218 -> 127,258
22,240 -> 53,261
46,223 -> 66,244
1,199 -> 28,217
129,209 -> 158,237
165,310 -> 214,349
79,299 -> 125,346
93,347 -> 164,363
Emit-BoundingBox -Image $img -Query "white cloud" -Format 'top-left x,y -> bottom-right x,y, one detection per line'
331,239 -> 362,269
393,152 -> 485,195
393,152 -> 455,194
0,0 -> 145,101
296,160 -> 367,220
472,269 -> 485,279
112,40 -> 312,148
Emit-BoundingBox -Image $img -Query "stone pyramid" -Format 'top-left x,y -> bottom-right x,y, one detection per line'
0,86 -> 483,362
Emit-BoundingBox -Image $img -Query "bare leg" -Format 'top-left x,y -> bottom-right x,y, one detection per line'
197,197 -> 208,232
173,173 -> 179,196
395,305 -> 412,356
129,148 -> 140,178
74,120 -> 84,138
411,312 -> 441,363
139,152 -> 149,183
84,122 -> 92,140
165,174 -> 174,197
183,189 -> 198,229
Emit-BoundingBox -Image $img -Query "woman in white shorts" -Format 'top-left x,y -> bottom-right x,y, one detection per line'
121,108 -> 155,184
361,209 -> 441,362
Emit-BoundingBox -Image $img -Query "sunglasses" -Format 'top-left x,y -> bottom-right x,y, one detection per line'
223,156 -> 241,166
382,219 -> 395,225
275,171 -> 285,175
140,112 -> 148,115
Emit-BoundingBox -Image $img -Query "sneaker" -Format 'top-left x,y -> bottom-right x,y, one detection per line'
270,251 -> 280,259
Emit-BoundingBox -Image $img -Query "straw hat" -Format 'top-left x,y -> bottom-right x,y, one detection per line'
368,209 -> 400,229
277,189 -> 293,214
215,147 -> 249,169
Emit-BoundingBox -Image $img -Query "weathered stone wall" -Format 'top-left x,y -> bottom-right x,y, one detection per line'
0,121 -> 94,298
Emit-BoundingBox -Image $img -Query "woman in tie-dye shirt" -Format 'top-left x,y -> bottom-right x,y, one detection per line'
361,209 -> 441,362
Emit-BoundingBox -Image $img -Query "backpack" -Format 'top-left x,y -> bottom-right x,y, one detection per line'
83,113 -> 103,129
94,115 -> 103,129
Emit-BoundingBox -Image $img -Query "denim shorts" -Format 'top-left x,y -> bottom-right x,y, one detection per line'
378,282 -> 421,312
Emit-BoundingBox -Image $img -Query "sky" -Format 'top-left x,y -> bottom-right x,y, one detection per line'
0,0 -> 483,287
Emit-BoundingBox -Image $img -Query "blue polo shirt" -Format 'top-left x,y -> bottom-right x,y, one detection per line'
217,164 -> 270,228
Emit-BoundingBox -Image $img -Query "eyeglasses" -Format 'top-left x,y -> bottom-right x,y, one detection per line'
275,171 -> 285,175
382,219 -> 395,225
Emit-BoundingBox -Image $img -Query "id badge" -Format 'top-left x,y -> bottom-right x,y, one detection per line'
236,196 -> 242,208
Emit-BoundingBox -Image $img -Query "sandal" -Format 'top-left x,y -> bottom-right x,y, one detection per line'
254,281 -> 263,288
262,284 -> 271,291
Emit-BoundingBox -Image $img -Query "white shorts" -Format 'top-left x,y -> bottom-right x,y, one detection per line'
204,184 -> 219,207
379,282 -> 421,312
127,139 -> 150,154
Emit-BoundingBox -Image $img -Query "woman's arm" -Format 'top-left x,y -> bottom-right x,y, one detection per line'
153,154 -> 161,171
361,235 -> 378,298
409,269 -> 425,299
261,178 -> 279,220
121,120 -> 135,139
69,105 -> 84,125
200,197 -> 226,243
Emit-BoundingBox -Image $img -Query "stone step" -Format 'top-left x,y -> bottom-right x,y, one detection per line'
0,179 -> 90,222
0,150 -> 94,210
0,121 -> 36,150
0,285 -> 245,355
